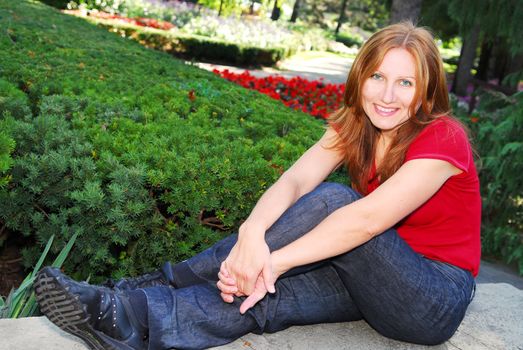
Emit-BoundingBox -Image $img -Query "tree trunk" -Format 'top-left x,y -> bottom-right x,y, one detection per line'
491,40 -> 509,84
271,0 -> 281,20
335,0 -> 349,35
475,37 -> 492,81
452,25 -> 480,96
290,0 -> 301,23
218,0 -> 224,16
390,0 -> 422,24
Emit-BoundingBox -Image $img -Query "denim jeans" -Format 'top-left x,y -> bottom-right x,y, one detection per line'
142,183 -> 476,350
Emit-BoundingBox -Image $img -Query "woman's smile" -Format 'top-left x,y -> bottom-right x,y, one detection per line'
374,104 -> 399,116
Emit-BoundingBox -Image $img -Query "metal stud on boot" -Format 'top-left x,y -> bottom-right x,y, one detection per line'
34,267 -> 148,350
102,261 -> 176,290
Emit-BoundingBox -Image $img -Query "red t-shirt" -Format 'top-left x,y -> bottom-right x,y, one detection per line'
367,117 -> 481,276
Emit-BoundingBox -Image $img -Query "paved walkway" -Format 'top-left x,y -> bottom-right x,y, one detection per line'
194,53 -> 353,84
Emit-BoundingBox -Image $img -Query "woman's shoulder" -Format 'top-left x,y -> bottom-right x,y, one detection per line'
415,116 -> 469,144
406,116 -> 473,171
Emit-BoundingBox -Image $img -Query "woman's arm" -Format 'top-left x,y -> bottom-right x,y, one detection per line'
271,158 -> 462,276
223,128 -> 344,296
232,158 -> 462,313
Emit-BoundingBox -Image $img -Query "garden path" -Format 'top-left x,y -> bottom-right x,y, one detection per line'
193,52 -> 353,84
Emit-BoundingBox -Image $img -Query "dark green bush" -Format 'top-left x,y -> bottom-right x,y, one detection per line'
0,1 -> 324,280
0,132 -> 14,190
37,0 -> 69,9
90,17 -> 288,66
453,90 -> 523,274
335,32 -> 364,48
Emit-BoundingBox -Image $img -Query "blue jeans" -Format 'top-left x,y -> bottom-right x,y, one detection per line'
142,183 -> 476,350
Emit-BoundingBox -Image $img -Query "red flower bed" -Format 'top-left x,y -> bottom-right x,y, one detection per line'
64,10 -> 175,30
213,69 -> 345,119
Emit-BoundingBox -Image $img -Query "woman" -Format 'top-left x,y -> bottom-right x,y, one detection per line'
34,21 -> 480,350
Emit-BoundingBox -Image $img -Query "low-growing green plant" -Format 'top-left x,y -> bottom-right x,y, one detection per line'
0,1 -> 325,282
0,232 -> 78,318
38,0 -> 70,9
0,133 -> 14,189
335,32 -> 364,48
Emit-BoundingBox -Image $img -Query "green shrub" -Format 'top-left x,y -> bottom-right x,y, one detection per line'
37,0 -> 70,9
0,1 -> 324,281
0,79 -> 24,194
335,32 -> 364,48
79,15 -> 289,66
453,90 -> 523,274
0,132 -> 14,190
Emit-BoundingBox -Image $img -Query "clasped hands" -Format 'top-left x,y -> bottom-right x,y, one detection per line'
217,229 -> 284,314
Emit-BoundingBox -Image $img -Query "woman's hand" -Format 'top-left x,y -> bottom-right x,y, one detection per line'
237,250 -> 288,313
218,250 -> 288,313
221,223 -> 276,297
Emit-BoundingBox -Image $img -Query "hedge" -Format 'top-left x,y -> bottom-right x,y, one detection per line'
0,0 -> 325,281
77,15 -> 291,66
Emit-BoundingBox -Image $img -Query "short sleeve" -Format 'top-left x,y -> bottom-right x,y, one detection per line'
405,117 -> 471,173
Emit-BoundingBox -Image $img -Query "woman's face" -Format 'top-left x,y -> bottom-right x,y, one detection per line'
361,48 -> 419,141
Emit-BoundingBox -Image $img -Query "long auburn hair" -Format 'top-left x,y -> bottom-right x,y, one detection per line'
328,21 -> 451,194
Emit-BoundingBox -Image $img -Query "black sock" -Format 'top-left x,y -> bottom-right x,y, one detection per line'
128,289 -> 149,328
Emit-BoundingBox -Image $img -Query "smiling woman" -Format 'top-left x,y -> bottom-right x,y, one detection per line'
361,48 -> 417,139
35,21 -> 481,350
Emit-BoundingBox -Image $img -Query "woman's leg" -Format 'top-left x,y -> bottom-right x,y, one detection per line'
170,182 -> 360,288
36,262 -> 362,350
143,264 -> 362,350
330,229 -> 476,345
107,182 -> 359,290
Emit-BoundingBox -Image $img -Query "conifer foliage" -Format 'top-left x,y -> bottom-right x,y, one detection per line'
0,1 -> 324,280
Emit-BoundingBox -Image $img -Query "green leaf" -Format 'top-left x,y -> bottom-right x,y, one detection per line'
52,232 -> 79,268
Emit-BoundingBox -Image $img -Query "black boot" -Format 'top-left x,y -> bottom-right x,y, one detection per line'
102,261 -> 176,290
34,267 -> 148,350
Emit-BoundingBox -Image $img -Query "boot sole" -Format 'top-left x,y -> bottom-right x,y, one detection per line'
34,267 -> 135,350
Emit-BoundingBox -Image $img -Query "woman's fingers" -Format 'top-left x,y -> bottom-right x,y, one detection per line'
239,292 -> 264,314
216,280 -> 238,294
220,233 -> 270,296
218,271 -> 236,286
220,292 -> 234,303
220,261 -> 230,277
261,261 -> 276,294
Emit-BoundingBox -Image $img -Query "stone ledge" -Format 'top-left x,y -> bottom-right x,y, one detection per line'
1,283 -> 521,350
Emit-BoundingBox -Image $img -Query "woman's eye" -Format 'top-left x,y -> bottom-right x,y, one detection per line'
399,79 -> 413,87
371,73 -> 382,80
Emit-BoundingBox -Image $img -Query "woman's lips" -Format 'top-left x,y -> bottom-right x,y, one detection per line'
374,104 -> 398,116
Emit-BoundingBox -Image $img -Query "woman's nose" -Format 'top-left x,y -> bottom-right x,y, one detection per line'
381,83 -> 395,104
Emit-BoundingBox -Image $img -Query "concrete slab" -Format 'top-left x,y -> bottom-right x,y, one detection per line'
1,283 -> 521,350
